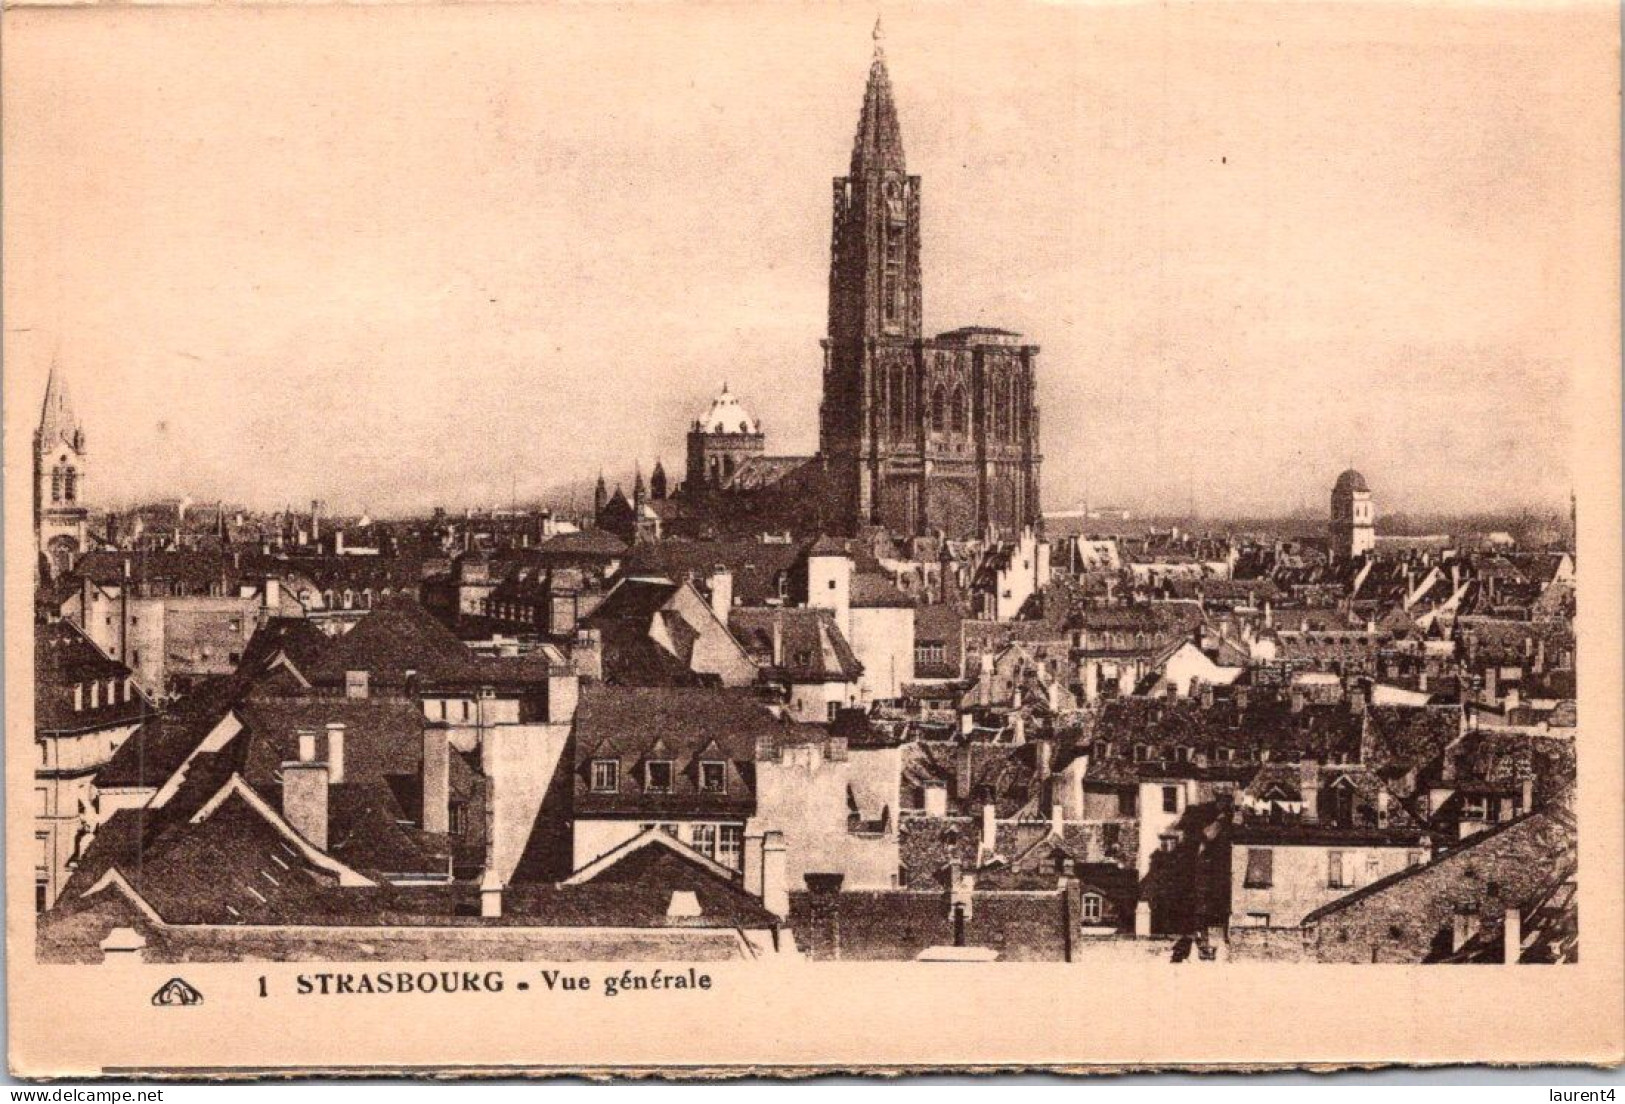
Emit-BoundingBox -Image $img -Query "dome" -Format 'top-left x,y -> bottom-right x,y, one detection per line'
1333,469 -> 1370,495
696,384 -> 760,435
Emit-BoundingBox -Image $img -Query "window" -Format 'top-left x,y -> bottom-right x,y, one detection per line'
1161,786 -> 1179,814
1328,850 -> 1353,889
931,387 -> 946,432
827,701 -> 840,723
449,802 -> 469,836
915,642 -> 946,668
1117,790 -> 1137,816
950,385 -> 967,433
691,823 -> 718,859
717,824 -> 744,869
1159,835 -> 1178,853
1080,893 -> 1103,923
645,760 -> 673,793
1244,848 -> 1274,889
1407,850 -> 1427,868
1461,796 -> 1488,820
591,759 -> 620,793
699,761 -> 726,794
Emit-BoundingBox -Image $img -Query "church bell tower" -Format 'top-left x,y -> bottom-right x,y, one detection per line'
34,364 -> 90,577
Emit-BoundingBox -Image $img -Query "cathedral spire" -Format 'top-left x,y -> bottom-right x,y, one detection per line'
38,363 -> 84,453
850,24 -> 905,178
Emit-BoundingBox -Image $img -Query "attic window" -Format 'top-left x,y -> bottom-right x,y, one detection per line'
699,761 -> 726,794
645,760 -> 674,794
591,760 -> 620,793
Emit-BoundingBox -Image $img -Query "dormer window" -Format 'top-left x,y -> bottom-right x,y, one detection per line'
590,759 -> 620,793
700,761 -> 726,794
645,760 -> 674,794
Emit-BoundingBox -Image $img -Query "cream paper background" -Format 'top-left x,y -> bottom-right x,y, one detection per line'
4,0 -> 1621,1076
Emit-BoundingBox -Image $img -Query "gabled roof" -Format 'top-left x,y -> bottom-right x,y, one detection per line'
571,685 -> 788,818
35,620 -> 150,734
728,607 -> 863,683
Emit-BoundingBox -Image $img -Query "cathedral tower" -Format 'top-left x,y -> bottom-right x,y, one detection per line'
819,24 -> 1042,539
34,365 -> 90,577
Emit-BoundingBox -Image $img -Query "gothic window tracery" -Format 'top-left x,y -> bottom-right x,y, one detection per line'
931,386 -> 947,433
950,385 -> 967,434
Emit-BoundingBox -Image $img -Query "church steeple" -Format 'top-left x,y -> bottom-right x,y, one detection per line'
37,363 -> 84,455
825,24 -> 922,350
850,20 -> 906,179
34,362 -> 90,575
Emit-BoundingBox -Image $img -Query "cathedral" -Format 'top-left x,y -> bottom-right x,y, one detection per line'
628,27 -> 1045,542
34,365 -> 90,578
818,27 -> 1043,539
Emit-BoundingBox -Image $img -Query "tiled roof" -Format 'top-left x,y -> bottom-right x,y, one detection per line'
54,791 -> 776,931
571,685 -> 788,818
622,539 -> 802,607
34,620 -> 150,734
537,530 -> 629,558
93,674 -> 255,790
849,572 -> 913,609
728,607 -> 863,683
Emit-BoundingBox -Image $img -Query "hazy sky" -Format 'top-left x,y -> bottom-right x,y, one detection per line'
4,2 -> 1613,517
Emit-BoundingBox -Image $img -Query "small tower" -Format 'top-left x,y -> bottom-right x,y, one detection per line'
633,462 -> 647,509
592,471 -> 609,523
650,459 -> 669,501
686,383 -> 765,491
1330,469 -> 1375,560
34,364 -> 89,577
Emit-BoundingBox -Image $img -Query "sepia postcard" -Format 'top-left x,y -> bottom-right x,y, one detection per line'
4,0 -> 1622,1078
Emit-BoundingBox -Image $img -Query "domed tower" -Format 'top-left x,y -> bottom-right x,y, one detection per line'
686,384 -> 765,491
1330,468 -> 1375,560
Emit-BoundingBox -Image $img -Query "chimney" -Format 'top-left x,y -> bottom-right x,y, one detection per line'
1534,638 -> 1547,674
980,802 -> 998,852
1503,906 -> 1522,965
325,722 -> 346,784
263,576 -> 281,610
1034,738 -> 1053,782
480,870 -> 503,919
1050,802 -> 1065,836
282,734 -> 329,850
422,727 -> 450,834
1011,713 -> 1027,745
1349,687 -> 1367,715
744,833 -> 765,897
546,668 -> 580,724
666,890 -> 703,919
708,568 -> 733,623
345,669 -> 369,700
1298,758 -> 1320,822
923,781 -> 948,818
771,617 -> 783,667
760,831 -> 788,918
1451,909 -> 1479,953
1290,686 -> 1305,714
572,628 -> 603,682
959,712 -> 974,738
1521,777 -> 1534,813
1376,789 -> 1391,827
1200,683 -> 1215,709
978,652 -> 993,706
955,745 -> 974,801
